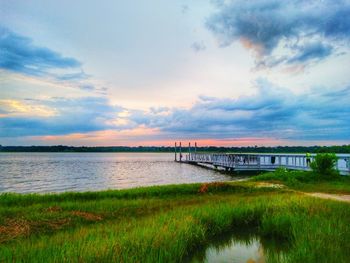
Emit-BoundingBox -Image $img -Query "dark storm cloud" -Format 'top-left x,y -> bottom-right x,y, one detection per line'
206,0 -> 350,68
287,42 -> 333,64
130,79 -> 350,140
1,79 -> 349,141
0,26 -> 81,77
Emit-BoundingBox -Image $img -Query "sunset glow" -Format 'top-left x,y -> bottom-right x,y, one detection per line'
1,0 -> 350,146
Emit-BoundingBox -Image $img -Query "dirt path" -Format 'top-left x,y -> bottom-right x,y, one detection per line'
252,182 -> 350,203
304,192 -> 350,203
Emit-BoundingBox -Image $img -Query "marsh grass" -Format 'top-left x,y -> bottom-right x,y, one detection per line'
254,168 -> 350,193
0,182 -> 350,262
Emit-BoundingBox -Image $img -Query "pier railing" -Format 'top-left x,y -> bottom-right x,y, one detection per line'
174,142 -> 350,175
183,153 -> 350,175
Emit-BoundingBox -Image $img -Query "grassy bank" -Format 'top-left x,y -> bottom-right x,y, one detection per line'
253,168 -> 350,194
1,182 -> 350,262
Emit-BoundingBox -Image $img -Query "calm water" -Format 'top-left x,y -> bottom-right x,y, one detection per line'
191,238 -> 265,263
190,229 -> 288,263
0,152 -> 239,193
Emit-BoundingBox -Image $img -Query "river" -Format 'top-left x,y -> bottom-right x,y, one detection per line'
0,152 -> 241,193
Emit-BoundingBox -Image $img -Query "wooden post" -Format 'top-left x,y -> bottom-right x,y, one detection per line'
174,142 -> 177,162
188,142 -> 191,160
179,142 -> 182,162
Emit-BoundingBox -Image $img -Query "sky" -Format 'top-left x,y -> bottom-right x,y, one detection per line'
1,0 -> 350,146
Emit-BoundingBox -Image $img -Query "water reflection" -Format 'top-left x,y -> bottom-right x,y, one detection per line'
0,153 -> 246,193
190,228 -> 288,263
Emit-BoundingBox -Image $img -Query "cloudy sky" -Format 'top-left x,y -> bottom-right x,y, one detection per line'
1,0 -> 350,146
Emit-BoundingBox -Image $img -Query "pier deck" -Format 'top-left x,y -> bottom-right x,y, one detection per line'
174,143 -> 350,175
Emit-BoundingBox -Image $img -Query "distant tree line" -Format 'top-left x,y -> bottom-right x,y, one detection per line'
0,145 -> 350,153
0,145 -> 173,153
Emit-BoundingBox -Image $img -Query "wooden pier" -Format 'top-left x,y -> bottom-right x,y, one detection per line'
174,142 -> 350,175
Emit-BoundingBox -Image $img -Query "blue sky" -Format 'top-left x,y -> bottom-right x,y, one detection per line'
1,0 -> 350,146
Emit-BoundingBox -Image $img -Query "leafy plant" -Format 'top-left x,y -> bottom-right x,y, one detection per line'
310,153 -> 339,177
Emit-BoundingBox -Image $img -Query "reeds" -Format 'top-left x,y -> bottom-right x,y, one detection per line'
0,182 -> 349,262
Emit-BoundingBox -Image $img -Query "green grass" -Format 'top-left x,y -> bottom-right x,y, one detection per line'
1,182 -> 350,262
253,168 -> 350,194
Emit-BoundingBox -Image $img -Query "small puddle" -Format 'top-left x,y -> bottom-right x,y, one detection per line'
189,228 -> 288,263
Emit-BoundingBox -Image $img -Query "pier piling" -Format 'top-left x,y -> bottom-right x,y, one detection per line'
174,142 -> 177,162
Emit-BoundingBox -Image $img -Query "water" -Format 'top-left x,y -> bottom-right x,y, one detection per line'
0,152 -> 240,193
192,238 -> 264,263
190,229 -> 288,263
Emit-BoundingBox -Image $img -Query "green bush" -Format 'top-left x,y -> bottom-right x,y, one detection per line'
253,168 -> 318,186
310,153 -> 339,177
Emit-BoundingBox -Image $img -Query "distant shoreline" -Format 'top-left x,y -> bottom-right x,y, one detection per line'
1,145 -> 349,153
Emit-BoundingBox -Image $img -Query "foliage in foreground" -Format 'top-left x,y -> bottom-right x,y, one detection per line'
310,153 -> 339,176
0,183 -> 350,262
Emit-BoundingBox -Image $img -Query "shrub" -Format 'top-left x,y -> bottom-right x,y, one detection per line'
254,168 -> 317,186
310,153 -> 339,177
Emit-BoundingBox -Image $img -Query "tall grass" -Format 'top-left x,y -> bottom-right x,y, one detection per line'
254,168 -> 350,193
0,183 -> 349,262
